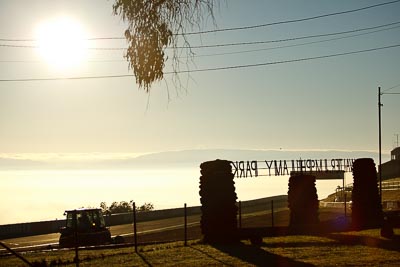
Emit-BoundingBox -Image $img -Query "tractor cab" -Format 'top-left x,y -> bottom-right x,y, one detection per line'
59,208 -> 112,247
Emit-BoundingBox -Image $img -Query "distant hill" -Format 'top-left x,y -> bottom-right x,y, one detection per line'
82,149 -> 385,169
128,148 -> 383,165
0,149 -> 388,170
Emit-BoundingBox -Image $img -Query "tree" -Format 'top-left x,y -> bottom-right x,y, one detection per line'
138,202 -> 154,212
113,0 -> 218,91
100,201 -> 154,214
110,201 -> 132,214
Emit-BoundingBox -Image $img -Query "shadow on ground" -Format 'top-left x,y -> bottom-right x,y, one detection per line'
211,242 -> 315,267
325,233 -> 400,252
137,252 -> 153,267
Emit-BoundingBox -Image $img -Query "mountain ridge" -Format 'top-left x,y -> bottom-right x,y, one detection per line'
0,149 -> 388,170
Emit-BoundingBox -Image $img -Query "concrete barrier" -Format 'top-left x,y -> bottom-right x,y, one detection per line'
0,220 -> 65,239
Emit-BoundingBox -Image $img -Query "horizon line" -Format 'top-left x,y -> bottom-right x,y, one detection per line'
0,148 -> 390,162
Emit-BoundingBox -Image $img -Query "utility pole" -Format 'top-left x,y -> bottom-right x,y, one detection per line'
378,87 -> 382,202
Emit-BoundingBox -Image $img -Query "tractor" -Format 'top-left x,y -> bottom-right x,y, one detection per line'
59,208 -> 112,247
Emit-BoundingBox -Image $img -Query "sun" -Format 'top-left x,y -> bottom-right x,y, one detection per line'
35,17 -> 88,70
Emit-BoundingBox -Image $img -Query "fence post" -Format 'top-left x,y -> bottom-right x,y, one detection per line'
184,203 -> 187,246
73,210 -> 79,267
271,200 -> 274,228
133,202 -> 138,253
238,201 -> 242,229
344,194 -> 347,218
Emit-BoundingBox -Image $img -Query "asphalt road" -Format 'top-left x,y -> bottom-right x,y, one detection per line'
0,214 -> 202,250
0,208 -> 288,252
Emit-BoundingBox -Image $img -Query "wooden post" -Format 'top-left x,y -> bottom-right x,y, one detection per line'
271,200 -> 274,228
73,210 -> 79,267
184,203 -> 187,246
344,194 -> 347,218
238,201 -> 242,229
133,202 -> 138,253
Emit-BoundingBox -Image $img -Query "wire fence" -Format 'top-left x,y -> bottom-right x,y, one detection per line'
0,197 -> 289,265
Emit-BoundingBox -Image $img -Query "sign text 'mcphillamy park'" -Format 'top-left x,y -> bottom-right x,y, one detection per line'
231,159 -> 356,179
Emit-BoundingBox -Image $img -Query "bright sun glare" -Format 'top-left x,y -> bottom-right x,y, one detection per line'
36,17 -> 88,70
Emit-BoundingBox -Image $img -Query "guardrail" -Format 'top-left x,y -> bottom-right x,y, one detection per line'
381,180 -> 400,191
338,180 -> 400,192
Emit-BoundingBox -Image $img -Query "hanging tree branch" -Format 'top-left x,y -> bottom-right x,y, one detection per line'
113,0 -> 218,92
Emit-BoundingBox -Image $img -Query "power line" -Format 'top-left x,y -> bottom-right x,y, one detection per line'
182,0 -> 400,35
1,0 -> 400,42
1,43 -> 400,82
192,25 -> 400,58
0,59 -> 125,63
180,21 -> 400,49
0,43 -> 126,50
2,21 -> 400,51
0,44 -> 37,48
0,74 -> 133,82
382,83 -> 400,93
2,23 -> 399,63
176,43 -> 400,74
0,37 -> 125,42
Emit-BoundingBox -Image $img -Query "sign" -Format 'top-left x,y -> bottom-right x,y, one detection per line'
231,159 -> 355,179
290,170 -> 345,180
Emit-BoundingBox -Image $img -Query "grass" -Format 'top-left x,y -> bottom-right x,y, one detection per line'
1,229 -> 399,266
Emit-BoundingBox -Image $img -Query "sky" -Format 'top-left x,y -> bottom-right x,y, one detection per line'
0,0 -> 400,157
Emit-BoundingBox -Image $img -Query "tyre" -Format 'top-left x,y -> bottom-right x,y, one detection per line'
199,160 -> 238,243
351,158 -> 382,230
288,174 -> 319,230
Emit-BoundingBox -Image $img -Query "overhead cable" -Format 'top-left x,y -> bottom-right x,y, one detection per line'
382,83 -> 400,93
1,43 -> 399,82
1,24 -> 400,64
181,21 -> 400,49
1,21 -> 400,51
182,0 -> 400,35
1,0 -> 400,41
192,24 -> 400,58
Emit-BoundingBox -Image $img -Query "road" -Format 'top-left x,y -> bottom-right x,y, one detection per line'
0,214 -> 202,250
0,208 -> 287,252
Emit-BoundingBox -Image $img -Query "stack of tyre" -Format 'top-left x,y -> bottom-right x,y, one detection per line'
351,158 -> 382,230
199,160 -> 238,243
288,174 -> 319,232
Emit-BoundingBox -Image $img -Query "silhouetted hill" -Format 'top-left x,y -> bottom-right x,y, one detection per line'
105,149 -> 384,169
0,149 -> 387,170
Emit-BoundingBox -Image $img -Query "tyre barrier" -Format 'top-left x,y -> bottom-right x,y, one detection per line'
351,158 -> 383,230
199,160 -> 238,243
288,174 -> 319,232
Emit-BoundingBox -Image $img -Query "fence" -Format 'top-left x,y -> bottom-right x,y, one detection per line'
0,196 -> 286,240
337,180 -> 400,194
1,195 -> 355,267
115,196 -> 289,246
0,196 -> 289,266
381,180 -> 400,191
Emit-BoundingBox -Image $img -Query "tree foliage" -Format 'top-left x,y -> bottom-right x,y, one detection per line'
100,201 -> 154,214
113,0 -> 217,91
